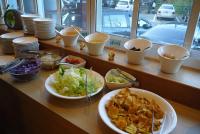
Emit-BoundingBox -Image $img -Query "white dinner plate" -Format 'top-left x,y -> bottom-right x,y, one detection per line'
98,88 -> 177,134
45,69 -> 105,99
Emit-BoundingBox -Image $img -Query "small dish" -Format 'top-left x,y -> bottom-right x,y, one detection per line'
59,55 -> 86,69
8,58 -> 40,81
40,53 -> 61,70
105,69 -> 136,90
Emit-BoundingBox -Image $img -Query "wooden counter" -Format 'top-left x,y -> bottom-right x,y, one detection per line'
0,70 -> 200,134
0,38 -> 200,134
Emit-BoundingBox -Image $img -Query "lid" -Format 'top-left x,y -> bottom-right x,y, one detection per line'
13,36 -> 38,44
21,14 -> 39,18
0,32 -> 24,39
0,56 -> 15,66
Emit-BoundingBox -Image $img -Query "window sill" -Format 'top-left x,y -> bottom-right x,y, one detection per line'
39,38 -> 200,109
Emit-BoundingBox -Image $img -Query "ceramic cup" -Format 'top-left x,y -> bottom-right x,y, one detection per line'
84,32 -> 110,56
157,45 -> 189,74
57,27 -> 80,47
124,38 -> 152,64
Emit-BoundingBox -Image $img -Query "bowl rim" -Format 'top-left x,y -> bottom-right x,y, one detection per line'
124,38 -> 152,52
84,32 -> 110,45
157,45 -> 190,61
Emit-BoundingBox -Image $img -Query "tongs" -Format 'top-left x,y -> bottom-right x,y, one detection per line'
0,58 -> 25,74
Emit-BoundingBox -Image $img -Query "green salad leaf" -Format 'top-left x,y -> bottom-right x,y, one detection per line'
52,67 -> 102,97
106,73 -> 128,83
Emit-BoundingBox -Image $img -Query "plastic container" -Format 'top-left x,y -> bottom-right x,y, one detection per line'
124,38 -> 152,65
40,53 -> 61,70
157,45 -> 189,74
84,32 -> 110,56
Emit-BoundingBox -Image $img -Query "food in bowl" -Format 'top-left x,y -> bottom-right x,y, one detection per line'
8,58 -> 40,80
40,53 -> 61,70
50,67 -> 102,97
105,69 -> 136,90
60,55 -> 86,68
105,88 -> 164,134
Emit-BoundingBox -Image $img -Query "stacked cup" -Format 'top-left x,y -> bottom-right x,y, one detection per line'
0,32 -> 24,54
12,36 -> 39,58
33,18 -> 56,39
21,14 -> 39,34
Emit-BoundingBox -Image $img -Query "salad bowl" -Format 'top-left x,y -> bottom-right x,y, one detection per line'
45,67 -> 104,99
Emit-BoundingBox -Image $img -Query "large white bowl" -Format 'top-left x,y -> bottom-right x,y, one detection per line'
98,88 -> 177,134
45,69 -> 105,99
157,45 -> 189,74
84,32 -> 110,56
124,38 -> 152,64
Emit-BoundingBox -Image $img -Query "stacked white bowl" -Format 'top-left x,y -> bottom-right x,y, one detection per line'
21,14 -> 39,34
33,18 -> 56,40
12,36 -> 39,58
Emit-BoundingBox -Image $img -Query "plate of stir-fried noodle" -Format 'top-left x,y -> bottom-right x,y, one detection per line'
98,88 -> 177,134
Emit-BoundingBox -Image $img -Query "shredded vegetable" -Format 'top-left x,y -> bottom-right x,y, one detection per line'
51,67 -> 102,96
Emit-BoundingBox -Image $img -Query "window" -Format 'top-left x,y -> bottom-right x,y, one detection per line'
138,1 -> 193,46
43,0 -> 58,23
192,13 -> 200,50
61,0 -> 87,30
96,0 -> 134,37
7,0 -> 19,10
22,0 -> 37,14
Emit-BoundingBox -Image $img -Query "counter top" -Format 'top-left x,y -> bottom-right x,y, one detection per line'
1,69 -> 200,134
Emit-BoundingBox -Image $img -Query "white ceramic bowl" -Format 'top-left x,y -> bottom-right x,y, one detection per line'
12,37 -> 39,58
0,32 -> 24,54
124,38 -> 152,64
84,32 -> 110,56
60,55 -> 86,69
157,45 -> 189,74
98,88 -> 177,134
21,14 -> 39,34
105,69 -> 136,90
58,27 -> 80,47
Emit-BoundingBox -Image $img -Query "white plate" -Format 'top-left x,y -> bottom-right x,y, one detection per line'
98,88 -> 177,134
45,69 -> 105,99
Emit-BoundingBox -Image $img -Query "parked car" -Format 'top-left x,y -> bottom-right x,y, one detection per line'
115,0 -> 133,11
101,9 -> 151,37
140,24 -> 200,49
156,4 -> 176,19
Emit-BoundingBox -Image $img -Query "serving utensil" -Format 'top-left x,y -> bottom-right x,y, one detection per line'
151,111 -> 155,134
85,69 -> 91,103
71,25 -> 86,41
0,58 -> 25,74
159,113 -> 166,134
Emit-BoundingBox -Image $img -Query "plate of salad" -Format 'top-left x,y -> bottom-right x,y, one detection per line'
45,67 -> 105,99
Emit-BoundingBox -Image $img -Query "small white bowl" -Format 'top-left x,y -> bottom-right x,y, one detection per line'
84,32 -> 110,56
59,55 -> 86,69
158,45 -> 189,74
105,69 -> 136,90
57,27 -> 80,47
124,38 -> 152,64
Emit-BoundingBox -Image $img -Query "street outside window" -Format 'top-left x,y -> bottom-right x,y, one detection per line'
138,0 -> 193,47
61,0 -> 87,30
96,0 -> 134,37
